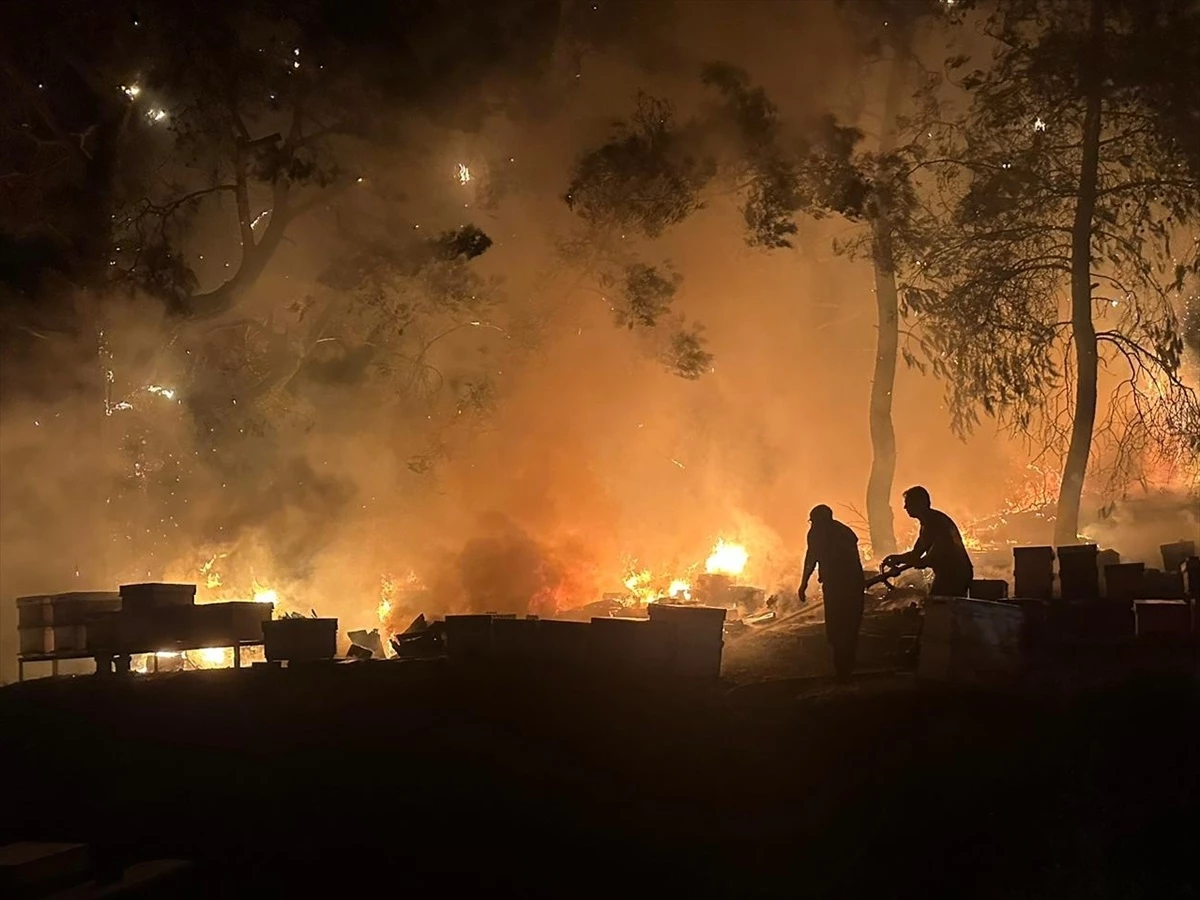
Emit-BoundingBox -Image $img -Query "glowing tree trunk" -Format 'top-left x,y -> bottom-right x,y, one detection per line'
864,42 -> 910,558
1055,0 -> 1105,547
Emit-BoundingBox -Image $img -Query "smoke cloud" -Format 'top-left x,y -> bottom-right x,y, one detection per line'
2,1 -> 1196,682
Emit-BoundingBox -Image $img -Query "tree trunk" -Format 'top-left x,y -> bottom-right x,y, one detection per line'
867,218 -> 899,557
1054,0 -> 1105,547
864,38 -> 911,557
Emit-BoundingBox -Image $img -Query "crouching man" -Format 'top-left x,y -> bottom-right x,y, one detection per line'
799,504 -> 865,681
882,485 -> 974,598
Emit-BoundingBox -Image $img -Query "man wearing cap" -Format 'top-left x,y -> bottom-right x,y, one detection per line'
799,504 -> 866,680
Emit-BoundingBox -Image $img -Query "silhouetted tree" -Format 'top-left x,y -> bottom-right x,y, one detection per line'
0,0 -> 569,581
564,1 -> 972,555
563,93 -> 715,379
908,0 -> 1200,542
829,0 -> 978,555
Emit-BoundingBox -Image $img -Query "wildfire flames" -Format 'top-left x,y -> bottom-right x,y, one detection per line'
252,584 -> 278,605
137,534 -> 754,674
618,537 -> 749,607
705,538 -> 748,577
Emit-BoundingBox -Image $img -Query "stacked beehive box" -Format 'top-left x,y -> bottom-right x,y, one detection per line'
16,593 -> 122,657
1013,547 -> 1055,601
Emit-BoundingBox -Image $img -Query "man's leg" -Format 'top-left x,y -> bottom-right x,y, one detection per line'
824,611 -> 841,670
828,587 -> 864,680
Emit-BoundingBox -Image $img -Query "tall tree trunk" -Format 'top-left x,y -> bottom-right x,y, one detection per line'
867,219 -> 899,556
864,39 -> 910,557
1055,0 -> 1105,547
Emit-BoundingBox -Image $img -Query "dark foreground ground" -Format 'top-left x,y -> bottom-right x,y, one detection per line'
2,628 -> 1199,898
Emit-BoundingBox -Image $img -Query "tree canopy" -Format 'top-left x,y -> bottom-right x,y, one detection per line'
907,0 -> 1200,536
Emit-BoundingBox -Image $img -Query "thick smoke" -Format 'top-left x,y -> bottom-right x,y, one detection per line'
1081,492 -> 1199,569
3,2 -> 1195,682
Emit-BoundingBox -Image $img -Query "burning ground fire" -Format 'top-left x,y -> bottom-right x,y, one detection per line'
619,537 -> 750,607
139,464 -> 1079,673
370,536 -> 757,644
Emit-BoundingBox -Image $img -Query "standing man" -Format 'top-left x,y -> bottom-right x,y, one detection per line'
799,504 -> 866,681
882,486 -> 974,598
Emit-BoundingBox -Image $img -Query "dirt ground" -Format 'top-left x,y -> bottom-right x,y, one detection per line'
1,620 -> 1197,897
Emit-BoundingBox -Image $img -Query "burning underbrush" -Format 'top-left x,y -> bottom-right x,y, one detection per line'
375,519 -> 783,639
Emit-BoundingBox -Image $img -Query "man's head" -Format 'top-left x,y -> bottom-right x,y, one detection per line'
902,486 -> 932,519
809,504 -> 834,527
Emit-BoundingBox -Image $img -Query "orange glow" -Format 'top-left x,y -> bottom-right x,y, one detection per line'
705,539 -> 748,577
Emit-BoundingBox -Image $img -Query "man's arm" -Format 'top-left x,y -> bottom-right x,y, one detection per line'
799,534 -> 817,601
883,526 -> 931,570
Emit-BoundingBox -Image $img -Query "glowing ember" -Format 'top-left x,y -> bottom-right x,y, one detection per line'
121,84 -> 141,99
705,539 -> 748,577
457,163 -> 472,185
146,384 -> 176,400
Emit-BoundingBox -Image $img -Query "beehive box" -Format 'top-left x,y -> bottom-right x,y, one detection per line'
50,592 -> 122,625
119,583 -> 196,615
262,618 -> 337,662
646,603 -> 726,679
16,596 -> 53,629
537,619 -> 591,666
589,616 -> 675,675
491,616 -> 541,659
1013,546 -> 1055,601
443,614 -> 495,663
182,602 -> 273,646
1104,563 -> 1145,600
969,579 -> 1009,601
1134,600 -> 1193,638
1056,544 -> 1100,600
918,597 -> 1027,684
